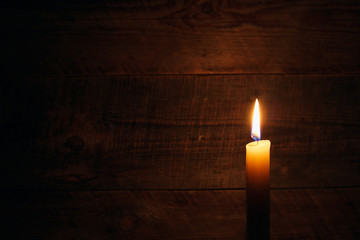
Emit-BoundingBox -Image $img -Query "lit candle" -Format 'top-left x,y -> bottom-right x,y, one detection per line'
246,99 -> 271,240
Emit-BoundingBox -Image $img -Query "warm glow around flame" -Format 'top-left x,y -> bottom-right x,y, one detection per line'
251,99 -> 260,141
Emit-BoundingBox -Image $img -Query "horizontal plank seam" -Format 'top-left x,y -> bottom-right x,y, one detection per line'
6,73 -> 360,78
1,186 -> 360,192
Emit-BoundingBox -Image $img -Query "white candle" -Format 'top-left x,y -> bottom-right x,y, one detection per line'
246,99 -> 271,240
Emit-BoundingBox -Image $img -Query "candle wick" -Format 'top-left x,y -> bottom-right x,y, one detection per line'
251,134 -> 260,142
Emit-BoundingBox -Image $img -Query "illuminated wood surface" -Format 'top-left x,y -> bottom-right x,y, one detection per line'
2,75 -> 359,190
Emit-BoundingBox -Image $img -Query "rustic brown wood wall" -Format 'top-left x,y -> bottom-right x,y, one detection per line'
2,0 -> 360,239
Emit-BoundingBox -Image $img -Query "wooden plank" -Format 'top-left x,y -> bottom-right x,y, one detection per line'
2,0 -> 360,74
271,188 -> 360,239
1,75 -> 359,190
2,189 -> 360,239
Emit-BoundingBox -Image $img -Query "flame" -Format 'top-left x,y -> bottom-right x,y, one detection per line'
251,99 -> 260,141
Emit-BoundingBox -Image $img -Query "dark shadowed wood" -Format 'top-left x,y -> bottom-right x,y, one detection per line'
2,189 -> 360,239
1,75 -> 359,190
2,0 -> 360,74
271,188 -> 360,239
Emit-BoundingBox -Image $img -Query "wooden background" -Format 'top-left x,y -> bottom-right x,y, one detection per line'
1,0 -> 360,239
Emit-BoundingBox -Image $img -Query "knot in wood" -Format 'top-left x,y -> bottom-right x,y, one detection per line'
64,136 -> 84,152
202,3 -> 213,14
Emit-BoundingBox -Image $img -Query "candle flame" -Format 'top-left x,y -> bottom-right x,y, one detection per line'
251,99 -> 260,141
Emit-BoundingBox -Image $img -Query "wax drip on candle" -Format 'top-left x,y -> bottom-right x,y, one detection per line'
251,98 -> 261,141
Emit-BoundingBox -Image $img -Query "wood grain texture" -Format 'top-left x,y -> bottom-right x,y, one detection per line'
2,0 -> 360,74
2,189 -> 360,239
1,75 -> 359,190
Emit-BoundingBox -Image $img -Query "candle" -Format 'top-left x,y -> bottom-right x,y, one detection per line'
246,99 -> 271,240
